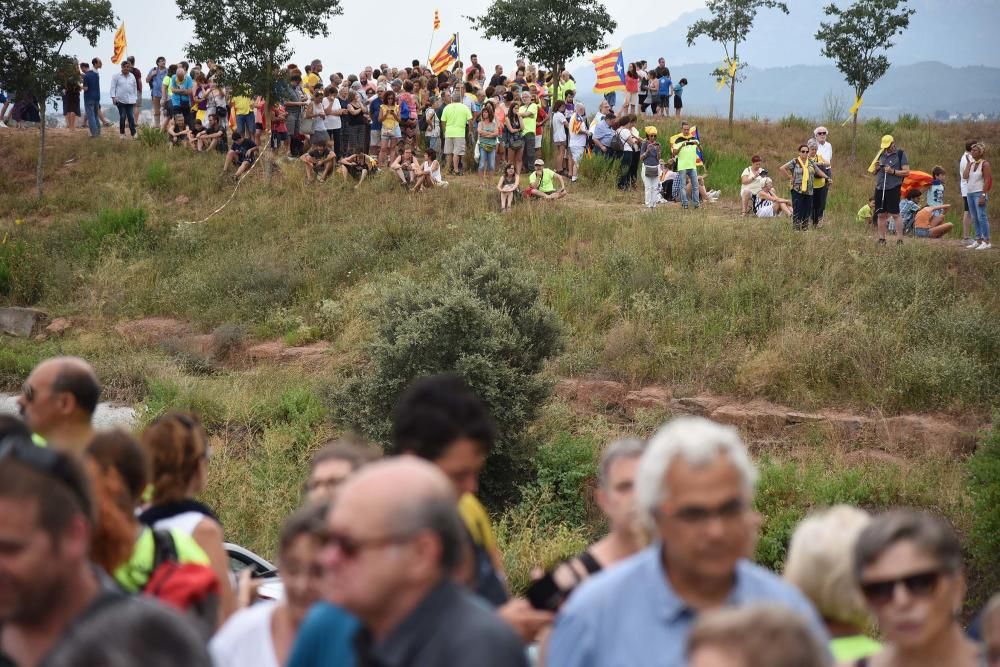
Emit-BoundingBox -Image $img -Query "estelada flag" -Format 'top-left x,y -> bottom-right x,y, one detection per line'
111,23 -> 127,64
433,9 -> 440,30
669,126 -> 705,167
430,34 -> 459,74
591,48 -> 625,94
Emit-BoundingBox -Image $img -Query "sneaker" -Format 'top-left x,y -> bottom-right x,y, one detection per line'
877,238 -> 887,246
976,242 -> 992,250
966,240 -> 979,249
682,205 -> 689,210
571,176 -> 578,182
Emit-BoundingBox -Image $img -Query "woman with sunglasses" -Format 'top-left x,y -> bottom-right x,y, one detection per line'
138,412 -> 236,622
847,509 -> 984,667
780,143 -> 828,231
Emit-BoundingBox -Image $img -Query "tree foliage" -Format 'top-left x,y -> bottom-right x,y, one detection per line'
686,0 -> 788,127
816,0 -> 914,100
468,0 -> 615,98
175,0 -> 342,99
0,0 -> 115,197
333,238 -> 564,509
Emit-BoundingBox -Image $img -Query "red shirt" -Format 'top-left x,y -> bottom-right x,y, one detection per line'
625,74 -> 639,93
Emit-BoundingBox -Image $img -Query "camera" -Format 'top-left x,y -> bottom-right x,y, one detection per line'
759,168 -> 768,177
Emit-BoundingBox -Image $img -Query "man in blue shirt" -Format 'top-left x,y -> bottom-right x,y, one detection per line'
80,62 -> 101,137
169,66 -> 195,129
146,56 -> 168,128
547,416 -> 829,667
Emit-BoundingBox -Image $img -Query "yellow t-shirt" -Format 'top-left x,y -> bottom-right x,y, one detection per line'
232,95 -> 251,115
813,155 -> 829,189
304,72 -> 322,97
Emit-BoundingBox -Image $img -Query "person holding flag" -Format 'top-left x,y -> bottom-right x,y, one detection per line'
430,34 -> 459,75
591,48 -> 626,110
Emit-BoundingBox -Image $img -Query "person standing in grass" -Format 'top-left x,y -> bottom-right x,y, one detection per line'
621,62 -> 639,116
807,139 -> 833,227
568,103 -> 589,183
110,59 -> 138,140
80,61 -> 101,137
504,98 -> 524,176
671,121 -> 701,209
780,143 -> 819,230
519,91 -> 539,173
640,127 -> 663,209
869,135 -> 910,245
963,142 -> 992,250
441,91 -> 473,176
147,57 -> 168,128
959,140 -> 977,245
477,102 -> 500,186
673,78 -> 687,118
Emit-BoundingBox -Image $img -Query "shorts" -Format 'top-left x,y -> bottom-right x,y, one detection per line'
674,96 -> 683,110
347,165 -> 365,180
255,122 -> 264,130
570,146 -> 585,164
553,139 -> 566,147
444,136 -> 466,156
874,186 -> 901,216
963,198 -> 969,212
659,95 -> 670,107
371,129 -> 381,146
270,131 -> 288,147
237,154 -> 255,166
525,186 -> 555,197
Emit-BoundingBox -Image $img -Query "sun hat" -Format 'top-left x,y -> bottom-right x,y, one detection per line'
533,159 -> 545,166
880,134 -> 894,149
644,126 -> 658,136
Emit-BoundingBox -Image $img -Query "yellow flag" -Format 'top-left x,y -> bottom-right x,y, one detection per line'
728,58 -> 738,79
842,96 -> 862,126
111,23 -> 127,64
716,77 -> 726,92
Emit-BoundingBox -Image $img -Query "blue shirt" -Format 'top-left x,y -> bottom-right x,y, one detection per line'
83,70 -> 100,103
928,179 -> 945,207
287,602 -> 358,667
593,118 -> 614,148
673,83 -> 684,99
170,74 -> 194,107
148,67 -> 168,97
369,97 -> 382,131
547,544 -> 830,667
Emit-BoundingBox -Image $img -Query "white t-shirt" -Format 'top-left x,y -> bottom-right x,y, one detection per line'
959,151 -> 972,196
210,601 -> 279,667
741,166 -> 766,195
618,127 -> 634,152
552,111 -> 567,142
816,141 -> 832,164
153,511 -> 205,536
324,97 -> 341,131
568,115 -> 588,148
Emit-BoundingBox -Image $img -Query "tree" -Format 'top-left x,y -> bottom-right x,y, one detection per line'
0,0 -> 115,198
468,0 -> 615,105
816,0 -> 914,157
686,0 -> 788,129
175,0 -> 342,175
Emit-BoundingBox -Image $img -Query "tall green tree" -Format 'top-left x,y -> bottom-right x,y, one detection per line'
0,0 -> 115,198
686,0 -> 788,129
175,0 -> 342,171
468,0 -> 615,104
816,0 -> 914,156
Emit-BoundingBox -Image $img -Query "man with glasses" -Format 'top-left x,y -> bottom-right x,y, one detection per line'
17,357 -> 100,456
290,458 -> 526,667
547,416 -> 828,667
0,420 -> 209,667
304,438 -> 379,504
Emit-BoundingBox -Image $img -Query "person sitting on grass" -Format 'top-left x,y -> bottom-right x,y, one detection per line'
753,179 -> 793,218
525,158 -> 566,200
270,102 -> 289,157
899,188 -> 923,235
740,155 -> 767,215
222,131 -> 258,180
337,148 -> 376,189
497,161 -> 520,212
188,118 -> 206,151
390,145 -> 418,188
913,202 -> 953,238
198,113 -> 227,154
857,196 -> 876,226
411,148 -> 448,192
302,137 -> 336,183
166,113 -> 191,148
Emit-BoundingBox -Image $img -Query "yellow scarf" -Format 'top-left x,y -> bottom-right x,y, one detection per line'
797,157 -> 812,193
813,155 -> 828,189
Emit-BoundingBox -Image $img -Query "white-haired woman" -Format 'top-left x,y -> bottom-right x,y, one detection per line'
567,103 -> 589,183
784,505 -> 879,663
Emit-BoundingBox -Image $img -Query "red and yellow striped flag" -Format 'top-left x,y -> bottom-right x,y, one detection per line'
111,23 -> 127,64
433,9 -> 440,30
591,48 -> 625,94
430,34 -> 459,74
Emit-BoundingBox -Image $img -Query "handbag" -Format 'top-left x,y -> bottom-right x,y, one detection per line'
644,165 -> 659,177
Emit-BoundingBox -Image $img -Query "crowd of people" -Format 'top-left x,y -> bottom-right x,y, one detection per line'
1,355 -> 999,667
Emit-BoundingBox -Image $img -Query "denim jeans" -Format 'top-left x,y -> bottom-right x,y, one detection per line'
522,137 -> 535,172
236,112 -> 255,140
604,92 -> 617,108
117,103 -> 136,136
791,190 -> 812,231
678,168 -> 699,207
967,192 -> 990,240
85,100 -> 100,136
478,144 -> 496,172
642,171 -> 659,207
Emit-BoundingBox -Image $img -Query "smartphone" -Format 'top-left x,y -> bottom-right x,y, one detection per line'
525,571 -> 564,611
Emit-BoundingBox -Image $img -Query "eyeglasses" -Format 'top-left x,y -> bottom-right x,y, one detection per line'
817,131 -> 828,135
859,569 -> 943,607
0,436 -> 91,516
799,149 -> 809,154
670,498 -> 747,524
322,529 -> 411,559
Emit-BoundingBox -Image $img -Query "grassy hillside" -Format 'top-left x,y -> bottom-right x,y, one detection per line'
2,116 -> 998,607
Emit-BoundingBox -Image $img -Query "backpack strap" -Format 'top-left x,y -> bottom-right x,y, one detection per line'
577,550 -> 603,576
150,528 -> 179,571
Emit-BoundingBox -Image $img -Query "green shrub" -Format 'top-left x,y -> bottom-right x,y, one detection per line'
578,154 -> 619,185
332,238 -> 564,509
896,113 -> 921,129
145,160 -> 172,190
137,126 -> 167,148
865,117 -> 894,136
965,418 -> 1000,609
778,113 -> 811,130
79,207 -> 147,251
527,433 -> 599,529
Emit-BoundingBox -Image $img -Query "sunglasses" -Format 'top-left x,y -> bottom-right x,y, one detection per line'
859,569 -> 943,607
799,149 -> 809,154
0,436 -> 91,516
322,530 -> 410,559
670,498 -> 746,524
817,131 -> 828,135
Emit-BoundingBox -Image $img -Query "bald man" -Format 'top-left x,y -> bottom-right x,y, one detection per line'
17,356 -> 101,455
308,458 -> 527,667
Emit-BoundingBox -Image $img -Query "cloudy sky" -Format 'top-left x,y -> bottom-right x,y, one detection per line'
66,0 -> 703,80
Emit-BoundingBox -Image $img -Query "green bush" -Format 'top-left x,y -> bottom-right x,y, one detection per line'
896,113 -> 921,129
526,433 -> 599,530
79,207 -> 147,253
137,126 -> 167,148
332,238 -> 564,509
965,418 -> 1000,609
778,113 -> 812,130
145,160 -> 172,190
0,238 -> 44,304
578,153 -> 619,185
865,117 -> 894,136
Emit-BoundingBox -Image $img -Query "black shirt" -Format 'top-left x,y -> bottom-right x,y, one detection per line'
354,580 -> 526,667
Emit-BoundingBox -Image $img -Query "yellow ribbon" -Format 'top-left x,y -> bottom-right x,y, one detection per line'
717,58 -> 738,92
728,58 -> 738,79
842,96 -> 862,126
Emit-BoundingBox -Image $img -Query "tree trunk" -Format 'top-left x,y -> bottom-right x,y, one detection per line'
35,101 -> 46,199
851,111 -> 858,159
728,76 -> 736,130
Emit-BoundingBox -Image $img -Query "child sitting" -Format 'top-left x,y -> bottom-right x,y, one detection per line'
900,189 -> 923,235
927,166 -> 946,223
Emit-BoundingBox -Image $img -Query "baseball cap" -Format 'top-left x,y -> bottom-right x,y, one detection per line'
533,159 -> 545,166
880,134 -> 894,149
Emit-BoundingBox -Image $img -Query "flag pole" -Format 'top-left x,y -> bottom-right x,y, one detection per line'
427,24 -> 437,69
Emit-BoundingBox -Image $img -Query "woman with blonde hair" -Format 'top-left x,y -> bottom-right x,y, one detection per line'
784,505 -> 879,662
138,412 -> 235,621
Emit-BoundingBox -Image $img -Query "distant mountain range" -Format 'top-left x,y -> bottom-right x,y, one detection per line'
570,0 -> 1000,119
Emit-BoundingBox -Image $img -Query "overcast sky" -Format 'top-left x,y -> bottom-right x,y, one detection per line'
66,0 -> 704,79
